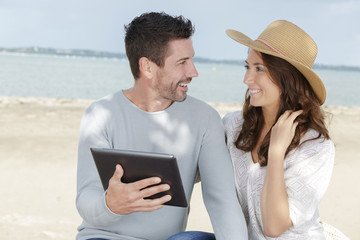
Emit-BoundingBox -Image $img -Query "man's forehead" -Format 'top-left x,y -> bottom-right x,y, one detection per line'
165,38 -> 194,59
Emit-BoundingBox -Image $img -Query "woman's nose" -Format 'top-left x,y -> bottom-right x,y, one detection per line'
243,71 -> 253,85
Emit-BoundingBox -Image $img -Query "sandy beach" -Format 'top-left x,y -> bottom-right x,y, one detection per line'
0,96 -> 358,239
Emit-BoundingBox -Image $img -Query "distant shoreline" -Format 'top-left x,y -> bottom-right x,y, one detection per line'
1,46 -> 360,72
1,96 -> 359,117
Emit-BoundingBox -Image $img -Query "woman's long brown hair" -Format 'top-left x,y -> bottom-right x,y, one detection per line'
235,52 -> 330,167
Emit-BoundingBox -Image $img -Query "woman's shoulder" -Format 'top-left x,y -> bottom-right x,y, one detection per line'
287,128 -> 335,167
300,129 -> 334,149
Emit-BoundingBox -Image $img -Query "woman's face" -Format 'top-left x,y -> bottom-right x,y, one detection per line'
243,49 -> 281,112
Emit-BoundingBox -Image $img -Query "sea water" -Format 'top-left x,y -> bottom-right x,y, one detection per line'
0,53 -> 359,106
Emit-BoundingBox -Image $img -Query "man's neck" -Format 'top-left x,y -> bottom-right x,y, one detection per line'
123,87 -> 173,112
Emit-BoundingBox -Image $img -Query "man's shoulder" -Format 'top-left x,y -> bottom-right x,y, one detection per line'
183,95 -> 218,113
185,95 -> 209,105
223,110 -> 243,124
86,90 -> 123,112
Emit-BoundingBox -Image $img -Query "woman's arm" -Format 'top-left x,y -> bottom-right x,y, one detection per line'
260,110 -> 302,237
261,147 -> 292,237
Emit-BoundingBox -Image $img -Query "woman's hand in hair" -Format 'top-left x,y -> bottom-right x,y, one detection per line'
269,110 -> 303,157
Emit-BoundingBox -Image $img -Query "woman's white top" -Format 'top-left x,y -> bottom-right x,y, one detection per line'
223,111 -> 335,239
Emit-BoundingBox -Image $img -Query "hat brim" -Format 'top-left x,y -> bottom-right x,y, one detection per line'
226,29 -> 326,105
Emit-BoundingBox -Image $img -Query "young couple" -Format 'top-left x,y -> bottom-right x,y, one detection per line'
76,12 -> 334,240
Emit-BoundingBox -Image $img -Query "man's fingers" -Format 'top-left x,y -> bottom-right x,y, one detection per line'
115,164 -> 124,181
105,165 -> 172,215
135,195 -> 172,212
132,176 -> 162,191
123,193 -> 171,213
132,202 -> 166,213
109,164 -> 124,186
110,168 -> 169,199
139,183 -> 170,199
110,165 -> 162,190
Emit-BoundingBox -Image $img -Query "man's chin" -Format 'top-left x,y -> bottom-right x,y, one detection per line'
175,94 -> 187,102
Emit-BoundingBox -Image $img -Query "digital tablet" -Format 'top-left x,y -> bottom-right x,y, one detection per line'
90,148 -> 188,207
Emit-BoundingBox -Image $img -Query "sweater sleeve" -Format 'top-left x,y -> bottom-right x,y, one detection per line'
198,109 -> 248,239
285,132 -> 335,228
76,104 -> 124,227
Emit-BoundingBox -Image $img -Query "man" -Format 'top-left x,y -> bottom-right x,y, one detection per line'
76,12 -> 247,240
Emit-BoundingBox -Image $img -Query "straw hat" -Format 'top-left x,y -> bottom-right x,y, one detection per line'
226,20 -> 326,105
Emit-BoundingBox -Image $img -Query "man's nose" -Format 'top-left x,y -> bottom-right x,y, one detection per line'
187,61 -> 199,78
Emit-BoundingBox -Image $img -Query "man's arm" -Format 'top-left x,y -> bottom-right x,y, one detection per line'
198,109 -> 248,239
76,105 -> 123,227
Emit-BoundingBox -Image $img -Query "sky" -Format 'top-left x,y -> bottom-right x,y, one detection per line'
0,0 -> 359,67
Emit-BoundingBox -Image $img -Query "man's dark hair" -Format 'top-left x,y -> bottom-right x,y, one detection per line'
124,12 -> 195,79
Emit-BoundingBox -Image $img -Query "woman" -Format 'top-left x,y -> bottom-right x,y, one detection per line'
223,20 -> 335,239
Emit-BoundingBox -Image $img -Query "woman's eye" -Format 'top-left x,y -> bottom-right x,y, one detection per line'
256,67 -> 264,72
244,65 -> 249,70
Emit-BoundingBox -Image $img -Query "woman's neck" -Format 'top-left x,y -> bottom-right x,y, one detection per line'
262,106 -> 278,128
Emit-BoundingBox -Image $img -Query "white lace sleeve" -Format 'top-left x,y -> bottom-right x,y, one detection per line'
284,130 -> 335,227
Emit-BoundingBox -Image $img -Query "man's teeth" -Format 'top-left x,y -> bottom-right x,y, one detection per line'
179,83 -> 188,87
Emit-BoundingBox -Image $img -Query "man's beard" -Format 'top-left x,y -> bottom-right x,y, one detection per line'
156,78 -> 192,102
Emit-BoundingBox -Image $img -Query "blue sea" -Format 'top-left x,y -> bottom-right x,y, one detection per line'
0,53 -> 359,106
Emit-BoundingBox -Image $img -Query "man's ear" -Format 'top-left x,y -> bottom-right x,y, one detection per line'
139,57 -> 156,79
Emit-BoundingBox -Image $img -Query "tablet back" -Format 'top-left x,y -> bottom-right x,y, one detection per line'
90,148 -> 188,207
